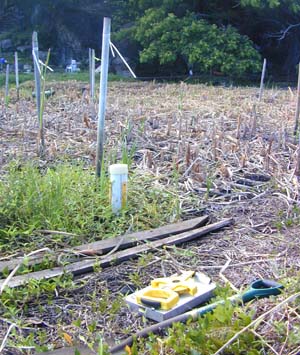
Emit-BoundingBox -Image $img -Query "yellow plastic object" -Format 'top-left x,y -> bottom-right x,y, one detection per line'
136,288 -> 179,310
151,270 -> 197,296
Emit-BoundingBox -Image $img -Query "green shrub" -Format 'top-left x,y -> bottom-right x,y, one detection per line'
132,10 -> 261,77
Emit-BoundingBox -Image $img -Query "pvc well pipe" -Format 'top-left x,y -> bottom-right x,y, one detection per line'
109,164 -> 128,213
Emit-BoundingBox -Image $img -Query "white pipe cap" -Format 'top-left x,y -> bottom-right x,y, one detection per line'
109,164 -> 128,175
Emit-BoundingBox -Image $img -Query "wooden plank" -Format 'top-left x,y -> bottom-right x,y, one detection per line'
74,215 -> 209,254
0,218 -> 233,289
0,216 -> 208,274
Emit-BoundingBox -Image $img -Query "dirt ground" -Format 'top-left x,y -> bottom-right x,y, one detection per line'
1,81 -> 300,354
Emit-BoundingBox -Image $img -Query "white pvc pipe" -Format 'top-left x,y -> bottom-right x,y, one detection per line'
109,164 -> 128,213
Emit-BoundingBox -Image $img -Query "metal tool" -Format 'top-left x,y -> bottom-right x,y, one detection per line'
115,279 -> 284,353
186,278 -> 284,320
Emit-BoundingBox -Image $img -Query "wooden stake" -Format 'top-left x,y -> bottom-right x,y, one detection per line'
14,51 -> 19,100
4,64 -> 9,106
96,17 -> 111,177
258,58 -> 267,102
294,62 -> 300,137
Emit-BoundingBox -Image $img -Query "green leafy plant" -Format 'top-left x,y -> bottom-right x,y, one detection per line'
118,8 -> 261,77
132,299 -> 261,354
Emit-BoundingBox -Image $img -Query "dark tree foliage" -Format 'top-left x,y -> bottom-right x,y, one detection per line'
1,0 -> 300,76
110,0 -> 300,77
112,1 -> 261,77
0,0 -> 109,64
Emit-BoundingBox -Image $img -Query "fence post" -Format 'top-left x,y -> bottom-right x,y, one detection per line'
89,48 -> 96,100
15,51 -> 19,100
5,64 -> 9,106
32,32 -> 41,122
91,48 -> 95,100
294,63 -> 300,137
32,31 -> 44,155
89,48 -> 92,95
96,17 -> 111,177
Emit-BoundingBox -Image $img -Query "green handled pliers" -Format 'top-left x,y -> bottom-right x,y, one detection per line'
189,278 -> 283,319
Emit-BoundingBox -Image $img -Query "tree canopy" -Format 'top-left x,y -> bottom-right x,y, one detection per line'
1,0 -> 300,77
114,4 -> 261,77
110,0 -> 300,77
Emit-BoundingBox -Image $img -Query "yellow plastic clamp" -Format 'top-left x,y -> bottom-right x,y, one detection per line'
136,287 -> 179,310
151,270 -> 197,296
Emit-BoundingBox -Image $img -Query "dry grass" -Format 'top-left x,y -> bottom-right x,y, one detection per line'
1,80 -> 300,354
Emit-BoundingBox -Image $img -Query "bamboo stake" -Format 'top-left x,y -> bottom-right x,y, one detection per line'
294,62 -> 300,137
14,51 -> 19,100
258,58 -> 267,102
4,63 -> 9,106
96,17 -> 111,177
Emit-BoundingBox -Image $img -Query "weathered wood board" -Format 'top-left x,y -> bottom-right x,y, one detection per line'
0,215 -> 209,274
0,218 -> 233,289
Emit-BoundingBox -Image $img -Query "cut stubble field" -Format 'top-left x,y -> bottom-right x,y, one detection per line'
0,80 -> 300,354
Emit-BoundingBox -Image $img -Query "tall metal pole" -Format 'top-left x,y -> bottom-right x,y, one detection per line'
89,48 -> 96,101
294,62 -> 300,137
89,48 -> 92,95
5,63 -> 9,106
91,48 -> 95,100
32,31 -> 44,155
15,51 -> 19,100
96,17 -> 111,177
32,32 -> 41,124
258,58 -> 267,102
